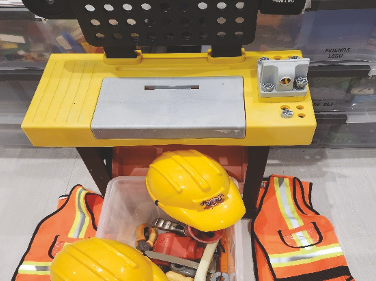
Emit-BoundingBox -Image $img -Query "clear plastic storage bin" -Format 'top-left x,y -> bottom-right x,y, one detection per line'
96,176 -> 251,281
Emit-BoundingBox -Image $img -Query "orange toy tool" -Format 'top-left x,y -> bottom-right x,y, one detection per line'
219,230 -> 235,275
153,232 -> 205,262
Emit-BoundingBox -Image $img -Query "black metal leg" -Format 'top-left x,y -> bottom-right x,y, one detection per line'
104,46 -> 138,58
76,147 -> 113,196
211,45 -> 242,57
243,146 -> 270,219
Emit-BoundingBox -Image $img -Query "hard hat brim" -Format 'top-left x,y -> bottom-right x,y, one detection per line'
161,179 -> 245,232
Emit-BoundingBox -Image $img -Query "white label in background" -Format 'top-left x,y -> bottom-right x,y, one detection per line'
0,34 -> 25,44
312,101 -> 336,110
56,35 -> 72,50
325,48 -> 351,59
273,0 -> 295,3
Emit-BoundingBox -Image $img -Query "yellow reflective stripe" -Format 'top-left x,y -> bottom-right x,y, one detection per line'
68,188 -> 90,238
274,178 -> 302,247
270,248 -> 344,268
22,261 -> 51,266
274,177 -> 314,247
284,178 -> 303,228
78,189 -> 90,238
274,177 -> 294,229
270,243 -> 341,259
68,188 -> 82,237
18,261 -> 51,275
18,270 -> 50,275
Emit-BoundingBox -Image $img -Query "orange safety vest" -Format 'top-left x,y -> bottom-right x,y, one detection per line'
252,175 -> 355,281
12,185 -> 103,281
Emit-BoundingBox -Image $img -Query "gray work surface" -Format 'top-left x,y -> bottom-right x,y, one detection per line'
91,77 -> 246,139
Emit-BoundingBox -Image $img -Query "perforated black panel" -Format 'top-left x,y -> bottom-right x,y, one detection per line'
69,0 -> 259,47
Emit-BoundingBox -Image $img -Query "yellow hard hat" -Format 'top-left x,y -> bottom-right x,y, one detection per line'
50,237 -> 168,281
146,150 -> 245,232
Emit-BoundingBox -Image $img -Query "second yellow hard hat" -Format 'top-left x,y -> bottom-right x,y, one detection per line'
50,237 -> 168,281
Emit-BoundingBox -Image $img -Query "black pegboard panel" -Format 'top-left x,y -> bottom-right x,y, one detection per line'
68,0 -> 259,48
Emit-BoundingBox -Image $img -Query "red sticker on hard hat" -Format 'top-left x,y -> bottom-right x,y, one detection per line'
200,194 -> 225,209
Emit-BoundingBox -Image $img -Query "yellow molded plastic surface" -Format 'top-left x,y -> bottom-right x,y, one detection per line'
22,50 -> 316,147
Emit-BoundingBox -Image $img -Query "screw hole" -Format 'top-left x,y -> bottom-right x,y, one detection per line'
130,33 -> 140,42
280,77 -> 292,86
217,17 -> 226,24
179,2 -> 189,12
182,32 -> 192,40
109,19 -> 118,26
165,32 -> 174,40
85,4 -> 95,11
113,33 -> 122,39
235,31 -> 243,39
281,105 -> 290,110
141,3 -> 152,11
127,19 -> 136,25
236,2 -> 244,9
145,18 -> 154,26
298,113 -> 306,118
147,32 -> 157,40
198,2 -> 208,9
104,4 -> 114,11
45,0 -> 54,5
217,31 -> 226,38
91,19 -> 100,26
217,2 -> 227,9
95,33 -> 105,40
296,105 -> 304,110
123,4 -> 132,11
274,56 -> 282,60
200,32 -> 208,40
235,17 -> 244,24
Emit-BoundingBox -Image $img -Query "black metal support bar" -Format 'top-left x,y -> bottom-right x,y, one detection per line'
315,113 -> 348,124
308,65 -> 371,78
76,147 -> 113,196
211,45 -> 243,58
243,146 -> 270,218
104,46 -> 138,59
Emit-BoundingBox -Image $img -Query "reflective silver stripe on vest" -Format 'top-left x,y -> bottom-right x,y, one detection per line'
19,264 -> 50,272
278,178 -> 311,248
270,246 -> 343,265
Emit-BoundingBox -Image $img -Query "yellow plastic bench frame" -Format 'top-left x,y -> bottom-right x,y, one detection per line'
22,50 -> 316,147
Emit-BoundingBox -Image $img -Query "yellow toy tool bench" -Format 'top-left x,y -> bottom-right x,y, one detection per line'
21,0 -> 316,217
